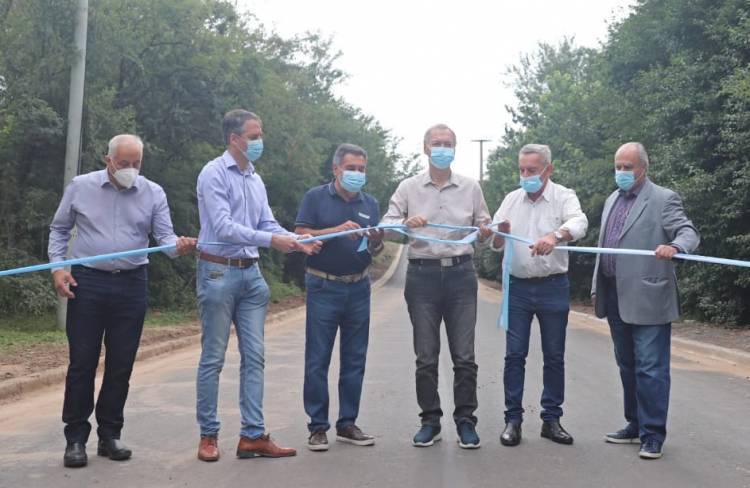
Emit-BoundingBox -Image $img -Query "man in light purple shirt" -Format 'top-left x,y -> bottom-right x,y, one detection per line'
195,109 -> 320,462
48,134 -> 196,468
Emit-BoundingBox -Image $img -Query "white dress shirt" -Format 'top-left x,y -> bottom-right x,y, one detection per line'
491,180 -> 588,278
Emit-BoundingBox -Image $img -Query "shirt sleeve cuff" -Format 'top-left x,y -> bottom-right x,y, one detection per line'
256,231 -> 273,248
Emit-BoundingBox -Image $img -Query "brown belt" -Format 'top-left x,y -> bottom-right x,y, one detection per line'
305,267 -> 369,284
199,252 -> 258,269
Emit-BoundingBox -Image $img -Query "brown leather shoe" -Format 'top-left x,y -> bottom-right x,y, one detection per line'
236,434 -> 297,458
197,436 -> 219,462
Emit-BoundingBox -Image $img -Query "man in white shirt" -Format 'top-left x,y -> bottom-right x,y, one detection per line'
490,144 -> 588,447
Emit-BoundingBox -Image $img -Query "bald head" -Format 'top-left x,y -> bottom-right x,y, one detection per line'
615,142 -> 649,170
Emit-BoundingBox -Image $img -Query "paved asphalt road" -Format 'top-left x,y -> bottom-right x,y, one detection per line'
1,253 -> 749,488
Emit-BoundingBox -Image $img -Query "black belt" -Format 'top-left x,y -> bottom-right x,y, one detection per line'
510,272 -> 566,282
72,264 -> 146,275
408,254 -> 472,267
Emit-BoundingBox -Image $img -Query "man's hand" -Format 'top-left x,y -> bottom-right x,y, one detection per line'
530,233 -> 558,257
591,293 -> 596,310
366,228 -> 385,245
655,244 -> 678,260
336,220 -> 362,240
52,269 -> 77,298
405,215 -> 427,228
492,220 -> 510,248
175,236 -> 197,256
271,234 -> 300,253
478,222 -> 493,240
294,237 -> 323,256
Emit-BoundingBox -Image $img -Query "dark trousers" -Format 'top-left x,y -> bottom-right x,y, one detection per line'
404,260 -> 478,427
62,265 -> 147,444
504,273 -> 569,423
303,274 -> 371,433
604,280 -> 671,443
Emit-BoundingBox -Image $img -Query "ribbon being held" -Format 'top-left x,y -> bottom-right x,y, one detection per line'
0,223 -> 481,278
488,223 -> 750,330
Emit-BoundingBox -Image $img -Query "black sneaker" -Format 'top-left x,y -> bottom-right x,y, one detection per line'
456,421 -> 480,449
639,439 -> 663,459
412,425 -> 441,447
605,423 -> 639,444
308,431 -> 329,451
336,425 -> 375,446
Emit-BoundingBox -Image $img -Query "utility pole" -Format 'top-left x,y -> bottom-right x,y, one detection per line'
56,0 -> 88,330
471,138 -> 490,182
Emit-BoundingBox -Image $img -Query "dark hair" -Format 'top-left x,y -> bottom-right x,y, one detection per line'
222,109 -> 261,146
333,143 -> 368,166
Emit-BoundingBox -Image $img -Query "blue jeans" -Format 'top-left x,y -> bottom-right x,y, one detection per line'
196,260 -> 270,439
604,280 -> 671,443
504,274 -> 569,423
63,265 -> 147,443
304,273 -> 371,433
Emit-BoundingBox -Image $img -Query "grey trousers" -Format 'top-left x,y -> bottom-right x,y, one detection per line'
404,259 -> 479,427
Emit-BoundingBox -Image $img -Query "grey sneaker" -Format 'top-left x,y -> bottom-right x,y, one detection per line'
336,425 -> 375,446
308,431 -> 329,451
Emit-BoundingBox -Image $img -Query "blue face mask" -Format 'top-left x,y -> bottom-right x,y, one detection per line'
615,170 -> 636,191
519,174 -> 543,194
340,170 -> 366,193
245,139 -> 264,162
430,147 -> 455,169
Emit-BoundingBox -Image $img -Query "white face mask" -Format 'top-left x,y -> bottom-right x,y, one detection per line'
112,167 -> 139,189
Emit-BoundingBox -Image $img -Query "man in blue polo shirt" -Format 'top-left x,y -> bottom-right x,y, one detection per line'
295,143 -> 383,452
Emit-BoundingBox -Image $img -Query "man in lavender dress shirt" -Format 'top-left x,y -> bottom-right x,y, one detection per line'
195,109 -> 320,462
49,134 -> 196,468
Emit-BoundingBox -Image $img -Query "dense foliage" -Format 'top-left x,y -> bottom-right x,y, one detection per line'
0,0 -> 416,315
477,0 -> 750,325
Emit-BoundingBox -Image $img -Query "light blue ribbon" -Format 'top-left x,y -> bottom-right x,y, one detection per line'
489,224 -> 750,330
0,224 -> 480,278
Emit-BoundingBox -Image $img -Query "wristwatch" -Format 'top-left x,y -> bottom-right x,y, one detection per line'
553,230 -> 565,243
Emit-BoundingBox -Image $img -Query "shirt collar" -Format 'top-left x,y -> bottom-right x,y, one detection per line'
223,150 -> 255,174
328,180 -> 363,202
98,169 -> 141,190
420,170 -> 458,188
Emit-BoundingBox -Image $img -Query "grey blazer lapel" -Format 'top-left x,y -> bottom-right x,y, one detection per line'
599,191 -> 619,246
620,179 -> 653,238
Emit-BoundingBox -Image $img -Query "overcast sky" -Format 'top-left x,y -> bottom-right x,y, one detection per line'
240,0 -> 635,179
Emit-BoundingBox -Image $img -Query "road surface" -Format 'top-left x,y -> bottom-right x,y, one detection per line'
1,253 -> 749,487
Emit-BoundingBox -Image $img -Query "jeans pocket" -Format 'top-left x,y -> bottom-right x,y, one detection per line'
305,274 -> 327,293
201,262 -> 227,282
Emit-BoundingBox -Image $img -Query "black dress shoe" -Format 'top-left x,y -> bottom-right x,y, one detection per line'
500,422 -> 522,446
64,442 -> 87,468
97,438 -> 132,461
541,420 -> 574,445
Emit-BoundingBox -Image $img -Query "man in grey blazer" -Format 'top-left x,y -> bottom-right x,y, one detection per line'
591,142 -> 699,460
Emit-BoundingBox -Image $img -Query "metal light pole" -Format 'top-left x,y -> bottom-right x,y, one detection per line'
56,0 -> 88,330
471,138 -> 490,182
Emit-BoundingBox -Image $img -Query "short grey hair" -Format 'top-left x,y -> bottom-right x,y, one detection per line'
423,123 -> 457,147
223,109 -> 262,145
519,144 -> 552,166
333,143 -> 368,166
107,134 -> 143,157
